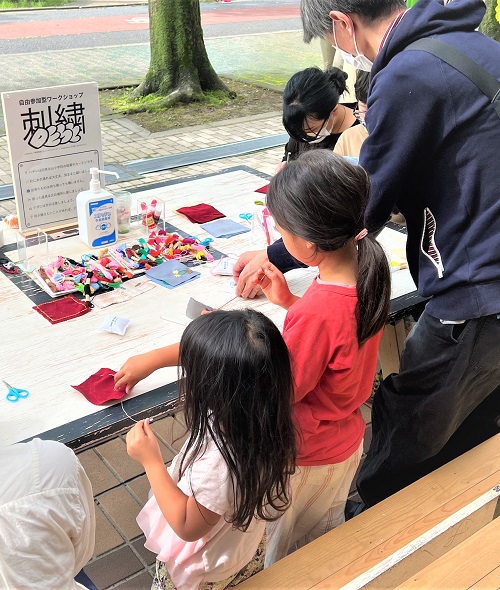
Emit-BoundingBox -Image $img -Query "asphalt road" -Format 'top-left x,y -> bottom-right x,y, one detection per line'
0,0 -> 302,54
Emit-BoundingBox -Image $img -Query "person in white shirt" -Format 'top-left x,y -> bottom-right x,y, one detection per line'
0,438 -> 95,589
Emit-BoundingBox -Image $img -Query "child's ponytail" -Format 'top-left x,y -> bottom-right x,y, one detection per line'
356,233 -> 391,345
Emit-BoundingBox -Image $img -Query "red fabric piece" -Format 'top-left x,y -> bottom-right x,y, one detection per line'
33,294 -> 91,325
176,203 -> 225,224
71,368 -> 127,405
282,279 -> 382,466
255,184 -> 269,194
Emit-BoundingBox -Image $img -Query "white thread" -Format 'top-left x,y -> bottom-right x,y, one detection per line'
121,400 -> 139,423
120,401 -> 153,424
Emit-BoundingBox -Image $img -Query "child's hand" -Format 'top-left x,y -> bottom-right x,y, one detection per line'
253,264 -> 299,310
126,419 -> 163,468
114,352 -> 157,393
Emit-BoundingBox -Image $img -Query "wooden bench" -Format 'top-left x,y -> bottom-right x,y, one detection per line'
238,434 -> 500,590
394,516 -> 500,589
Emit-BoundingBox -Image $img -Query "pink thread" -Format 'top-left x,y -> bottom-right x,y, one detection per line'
355,228 -> 368,241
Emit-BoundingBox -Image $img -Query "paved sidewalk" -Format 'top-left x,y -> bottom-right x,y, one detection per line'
0,31 -> 323,134
0,31 -> 324,94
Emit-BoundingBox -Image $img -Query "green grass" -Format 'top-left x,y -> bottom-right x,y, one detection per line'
101,86 -> 237,114
0,0 -> 72,7
98,78 -> 283,133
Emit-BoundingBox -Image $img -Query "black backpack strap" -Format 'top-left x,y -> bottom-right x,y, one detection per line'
404,38 -> 500,118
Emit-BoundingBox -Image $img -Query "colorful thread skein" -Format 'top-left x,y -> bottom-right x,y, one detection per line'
39,256 -> 86,293
132,230 -> 214,266
38,231 -> 214,298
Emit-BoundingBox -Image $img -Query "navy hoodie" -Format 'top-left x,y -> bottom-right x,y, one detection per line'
268,0 -> 500,320
362,0 -> 500,320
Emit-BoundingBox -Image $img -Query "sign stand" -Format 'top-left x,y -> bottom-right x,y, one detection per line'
1,82 -> 104,234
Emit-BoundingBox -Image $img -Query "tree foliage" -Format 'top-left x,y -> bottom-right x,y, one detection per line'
480,0 -> 500,42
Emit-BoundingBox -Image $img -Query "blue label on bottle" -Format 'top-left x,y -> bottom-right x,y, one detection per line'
87,198 -> 115,247
92,230 -> 117,247
89,198 -> 113,215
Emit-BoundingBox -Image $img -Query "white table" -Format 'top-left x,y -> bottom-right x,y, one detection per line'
0,167 -> 423,449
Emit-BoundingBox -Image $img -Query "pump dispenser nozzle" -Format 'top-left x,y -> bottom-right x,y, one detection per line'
89,168 -> 120,193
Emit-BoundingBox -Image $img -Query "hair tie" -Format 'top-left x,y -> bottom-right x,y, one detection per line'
354,228 -> 368,241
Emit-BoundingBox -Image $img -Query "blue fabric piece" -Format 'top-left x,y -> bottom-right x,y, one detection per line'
146,260 -> 200,289
200,219 -> 251,239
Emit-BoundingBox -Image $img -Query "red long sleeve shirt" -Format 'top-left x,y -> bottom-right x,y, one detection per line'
283,278 -> 382,466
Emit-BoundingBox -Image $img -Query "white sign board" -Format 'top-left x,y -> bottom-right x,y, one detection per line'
1,82 -> 103,232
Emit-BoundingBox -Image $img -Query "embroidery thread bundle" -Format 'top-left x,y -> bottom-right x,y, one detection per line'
37,231 -> 214,297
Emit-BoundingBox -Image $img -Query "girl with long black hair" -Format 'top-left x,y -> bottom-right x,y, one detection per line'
251,151 -> 390,566
119,310 -> 296,589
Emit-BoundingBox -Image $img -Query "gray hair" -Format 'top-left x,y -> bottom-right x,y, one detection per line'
300,0 -> 406,43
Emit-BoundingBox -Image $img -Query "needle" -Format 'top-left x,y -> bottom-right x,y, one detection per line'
217,295 -> 239,310
218,270 -> 267,309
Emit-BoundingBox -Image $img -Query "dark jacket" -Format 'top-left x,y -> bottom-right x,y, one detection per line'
362,0 -> 500,320
270,0 -> 500,321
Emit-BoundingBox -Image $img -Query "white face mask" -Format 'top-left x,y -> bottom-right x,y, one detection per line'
332,20 -> 373,72
306,118 -> 333,143
308,126 -> 331,143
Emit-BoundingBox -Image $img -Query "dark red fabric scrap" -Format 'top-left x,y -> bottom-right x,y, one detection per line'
71,368 -> 127,405
33,294 -> 91,325
176,203 -> 225,224
255,184 -> 269,194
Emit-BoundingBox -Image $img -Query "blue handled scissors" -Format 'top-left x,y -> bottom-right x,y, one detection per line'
3,380 -> 30,403
239,213 -> 253,225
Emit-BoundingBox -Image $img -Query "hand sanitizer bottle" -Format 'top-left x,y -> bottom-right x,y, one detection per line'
76,168 -> 120,248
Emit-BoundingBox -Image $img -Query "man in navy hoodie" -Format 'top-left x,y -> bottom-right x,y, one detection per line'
234,0 -> 500,505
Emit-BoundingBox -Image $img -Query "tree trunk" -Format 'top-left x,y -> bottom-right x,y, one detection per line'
133,0 -> 231,105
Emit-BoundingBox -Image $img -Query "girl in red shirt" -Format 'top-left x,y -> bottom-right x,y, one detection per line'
252,150 -> 391,566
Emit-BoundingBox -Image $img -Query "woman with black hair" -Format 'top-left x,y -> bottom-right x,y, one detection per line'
279,66 -> 357,166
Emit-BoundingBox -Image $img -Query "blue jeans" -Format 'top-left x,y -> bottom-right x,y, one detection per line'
357,310 -> 500,506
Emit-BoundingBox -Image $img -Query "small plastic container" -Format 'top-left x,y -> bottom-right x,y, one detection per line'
252,207 -> 281,245
137,197 -> 164,234
16,227 -> 49,272
114,191 -> 132,234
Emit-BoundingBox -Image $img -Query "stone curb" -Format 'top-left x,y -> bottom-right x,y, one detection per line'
0,0 -> 144,12
123,110 -> 283,140
0,0 -> 242,12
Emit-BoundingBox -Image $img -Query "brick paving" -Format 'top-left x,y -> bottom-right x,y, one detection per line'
81,406 -> 371,590
0,30 -> 332,137
0,33 -> 323,99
